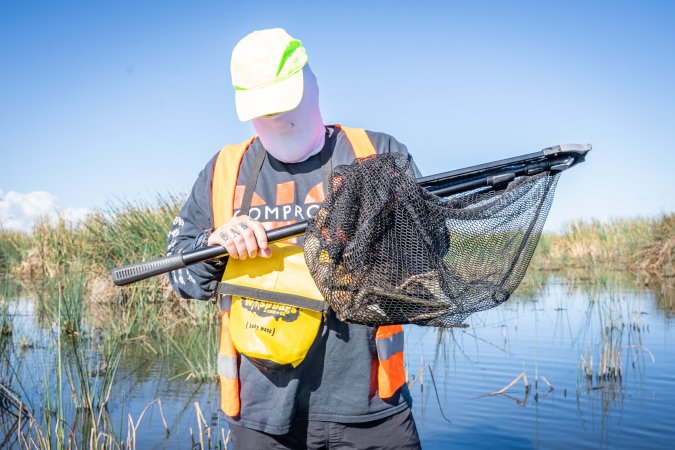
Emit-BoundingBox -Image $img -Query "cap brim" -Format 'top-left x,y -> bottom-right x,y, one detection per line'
235,68 -> 304,122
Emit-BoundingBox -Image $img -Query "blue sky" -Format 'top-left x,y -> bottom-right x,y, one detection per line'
1,0 -> 674,232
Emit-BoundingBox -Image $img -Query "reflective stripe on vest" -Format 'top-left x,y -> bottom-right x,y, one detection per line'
375,324 -> 406,398
212,126 -> 407,416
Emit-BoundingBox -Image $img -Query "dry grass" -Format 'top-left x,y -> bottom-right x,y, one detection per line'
2,394 -> 229,450
531,213 -> 674,278
633,213 -> 674,278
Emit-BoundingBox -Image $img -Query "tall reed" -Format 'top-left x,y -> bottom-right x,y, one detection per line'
83,196 -> 181,271
4,196 -> 206,339
633,213 -> 674,278
0,231 -> 30,274
531,213 -> 674,277
166,300 -> 220,382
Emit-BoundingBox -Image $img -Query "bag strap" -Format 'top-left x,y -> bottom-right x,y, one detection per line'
216,283 -> 327,312
319,133 -> 333,197
239,145 -> 267,216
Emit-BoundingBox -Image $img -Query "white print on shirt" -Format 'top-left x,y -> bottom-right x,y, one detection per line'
234,204 -> 320,222
166,216 -> 185,254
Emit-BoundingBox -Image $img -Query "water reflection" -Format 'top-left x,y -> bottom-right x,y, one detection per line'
407,272 -> 674,449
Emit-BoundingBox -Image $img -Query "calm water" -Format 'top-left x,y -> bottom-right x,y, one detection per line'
1,275 -> 673,449
407,279 -> 674,449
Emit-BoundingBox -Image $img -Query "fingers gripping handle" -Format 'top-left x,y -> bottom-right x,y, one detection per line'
110,222 -> 309,287
111,254 -> 186,286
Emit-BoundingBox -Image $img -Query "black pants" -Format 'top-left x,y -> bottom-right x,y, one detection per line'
229,407 -> 421,450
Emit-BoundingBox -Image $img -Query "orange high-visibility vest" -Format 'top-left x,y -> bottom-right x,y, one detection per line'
212,125 -> 406,417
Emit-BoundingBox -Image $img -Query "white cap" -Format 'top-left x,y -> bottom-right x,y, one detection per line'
231,28 -> 309,121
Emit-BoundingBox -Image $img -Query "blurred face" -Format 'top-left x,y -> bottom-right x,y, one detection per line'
252,65 -> 325,163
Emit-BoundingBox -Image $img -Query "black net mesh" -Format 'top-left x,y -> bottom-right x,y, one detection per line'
304,153 -> 560,327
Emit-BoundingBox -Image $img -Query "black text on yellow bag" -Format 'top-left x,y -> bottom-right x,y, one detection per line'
217,242 -> 327,370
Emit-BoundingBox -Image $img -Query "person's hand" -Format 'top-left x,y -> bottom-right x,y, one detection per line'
208,215 -> 272,259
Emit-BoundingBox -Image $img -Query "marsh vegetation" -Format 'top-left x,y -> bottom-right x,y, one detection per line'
0,200 -> 672,448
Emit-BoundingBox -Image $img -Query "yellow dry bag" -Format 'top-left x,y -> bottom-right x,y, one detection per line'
218,242 -> 327,370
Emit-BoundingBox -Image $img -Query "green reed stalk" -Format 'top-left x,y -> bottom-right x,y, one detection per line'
0,231 -> 30,273
56,286 -> 66,448
166,301 -> 220,382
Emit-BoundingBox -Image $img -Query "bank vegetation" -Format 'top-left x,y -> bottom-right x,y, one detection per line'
1,201 -> 672,300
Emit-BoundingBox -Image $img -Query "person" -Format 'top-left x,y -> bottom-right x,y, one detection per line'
166,28 -> 422,449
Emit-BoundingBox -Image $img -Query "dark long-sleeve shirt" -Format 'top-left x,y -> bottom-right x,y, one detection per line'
166,125 -> 421,434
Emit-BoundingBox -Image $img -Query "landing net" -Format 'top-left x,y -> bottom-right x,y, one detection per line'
305,153 -> 559,327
